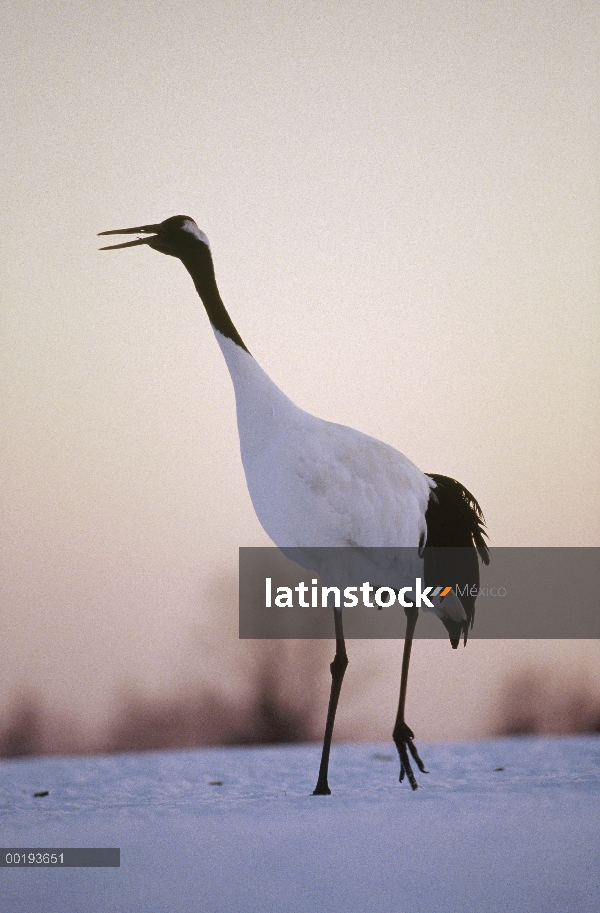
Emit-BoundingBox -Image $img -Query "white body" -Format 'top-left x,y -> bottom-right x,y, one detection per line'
216,331 -> 464,623
216,331 -> 431,548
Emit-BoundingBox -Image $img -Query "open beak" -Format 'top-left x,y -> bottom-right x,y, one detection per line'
98,223 -> 160,250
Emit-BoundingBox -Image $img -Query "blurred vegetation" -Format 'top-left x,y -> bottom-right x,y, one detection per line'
4,655 -> 600,759
0,642 -> 328,758
493,668 -> 600,736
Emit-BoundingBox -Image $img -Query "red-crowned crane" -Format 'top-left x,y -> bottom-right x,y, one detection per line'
99,215 -> 489,793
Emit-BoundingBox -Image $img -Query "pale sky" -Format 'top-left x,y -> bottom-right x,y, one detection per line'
1,0 -> 599,745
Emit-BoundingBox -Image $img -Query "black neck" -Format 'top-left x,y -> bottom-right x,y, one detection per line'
180,243 -> 249,354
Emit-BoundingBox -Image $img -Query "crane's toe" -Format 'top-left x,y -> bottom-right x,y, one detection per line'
393,722 -> 428,790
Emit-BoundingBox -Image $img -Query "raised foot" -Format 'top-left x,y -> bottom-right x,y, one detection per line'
393,721 -> 428,791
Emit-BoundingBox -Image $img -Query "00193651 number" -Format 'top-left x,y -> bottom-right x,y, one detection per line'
5,852 -> 64,865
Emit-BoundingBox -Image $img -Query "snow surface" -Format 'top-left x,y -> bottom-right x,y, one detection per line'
1,737 -> 599,912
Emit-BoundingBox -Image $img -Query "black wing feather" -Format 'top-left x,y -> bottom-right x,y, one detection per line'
424,474 -> 490,647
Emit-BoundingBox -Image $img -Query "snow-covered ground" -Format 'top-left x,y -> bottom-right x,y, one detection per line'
1,737 -> 599,912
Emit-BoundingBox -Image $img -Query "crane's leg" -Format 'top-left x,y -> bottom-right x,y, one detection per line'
313,608 -> 348,796
393,606 -> 427,790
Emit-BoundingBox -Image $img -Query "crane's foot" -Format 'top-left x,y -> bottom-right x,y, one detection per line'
393,721 -> 428,791
312,781 -> 331,796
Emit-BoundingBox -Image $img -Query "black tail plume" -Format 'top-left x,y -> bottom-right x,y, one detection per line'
424,474 -> 490,646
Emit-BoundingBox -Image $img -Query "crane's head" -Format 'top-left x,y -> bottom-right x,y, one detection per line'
99,215 -> 210,259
